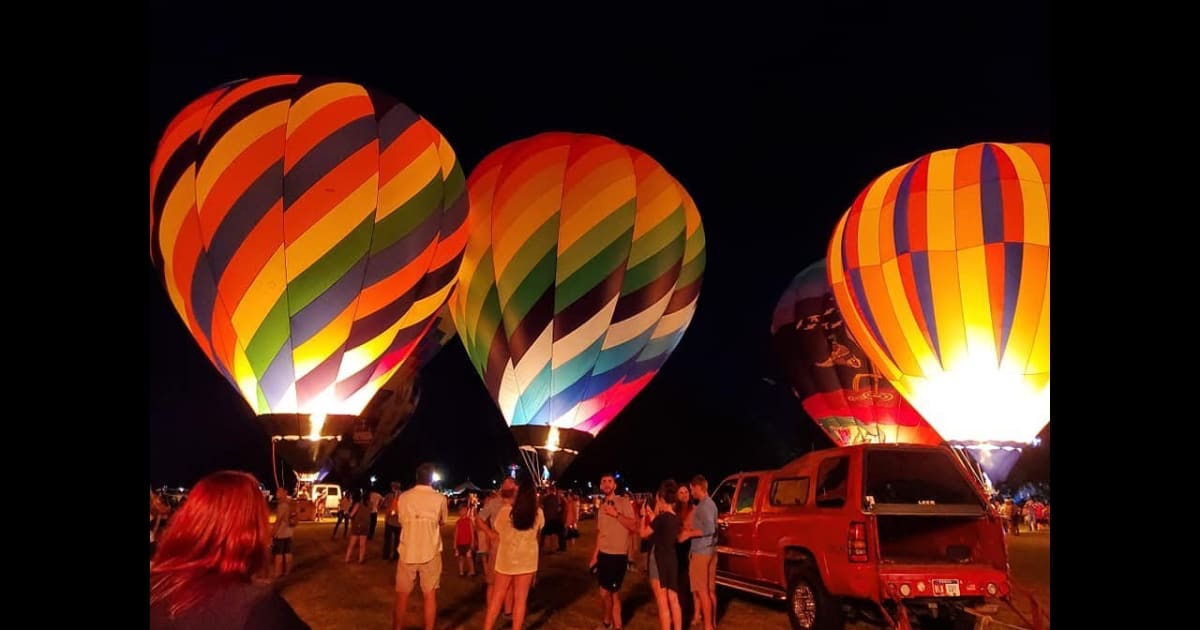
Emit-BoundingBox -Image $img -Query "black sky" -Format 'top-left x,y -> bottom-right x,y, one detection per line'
148,4 -> 1052,492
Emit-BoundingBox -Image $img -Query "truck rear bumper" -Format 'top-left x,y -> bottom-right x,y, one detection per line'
877,564 -> 1009,600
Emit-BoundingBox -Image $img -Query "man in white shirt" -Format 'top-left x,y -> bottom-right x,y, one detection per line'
393,463 -> 448,630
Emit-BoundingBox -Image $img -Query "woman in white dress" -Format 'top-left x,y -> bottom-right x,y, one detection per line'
483,475 -> 544,630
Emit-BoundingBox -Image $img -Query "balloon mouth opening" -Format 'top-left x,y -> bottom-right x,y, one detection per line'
263,414 -> 360,476
511,426 -> 593,481
520,445 -> 579,456
950,440 -> 1026,452
947,440 -> 1025,487
260,413 -> 359,440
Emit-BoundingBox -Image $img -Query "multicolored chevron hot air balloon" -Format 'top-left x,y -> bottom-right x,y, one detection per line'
828,142 -> 1049,485
771,260 -> 943,447
149,75 -> 468,478
450,132 -> 706,480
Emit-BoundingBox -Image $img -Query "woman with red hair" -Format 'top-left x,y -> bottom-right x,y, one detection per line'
150,470 -> 310,629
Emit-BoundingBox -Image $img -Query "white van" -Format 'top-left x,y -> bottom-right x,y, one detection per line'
312,484 -> 342,512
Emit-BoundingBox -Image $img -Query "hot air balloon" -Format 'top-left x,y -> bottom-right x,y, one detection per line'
450,132 -> 706,481
149,75 -> 468,482
828,142 -> 1049,485
324,303 -> 458,482
771,260 -> 943,447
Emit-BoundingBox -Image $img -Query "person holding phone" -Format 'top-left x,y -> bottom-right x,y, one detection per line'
592,474 -> 638,630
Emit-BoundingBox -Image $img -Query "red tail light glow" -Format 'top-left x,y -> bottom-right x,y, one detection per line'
849,521 -> 868,562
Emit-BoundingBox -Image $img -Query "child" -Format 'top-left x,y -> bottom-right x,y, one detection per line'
314,490 -> 327,522
455,504 -> 476,576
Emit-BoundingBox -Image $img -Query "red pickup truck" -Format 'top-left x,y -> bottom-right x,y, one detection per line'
711,443 -> 1011,630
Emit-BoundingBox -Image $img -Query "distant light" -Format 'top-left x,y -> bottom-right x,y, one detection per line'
588,482 -> 593,488
614,473 -> 621,479
492,479 -> 497,485
370,475 -> 377,484
432,472 -> 442,483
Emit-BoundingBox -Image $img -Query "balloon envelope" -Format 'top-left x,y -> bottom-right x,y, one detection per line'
324,303 -> 458,482
149,75 -> 468,472
771,260 -> 942,447
828,142 -> 1049,482
450,132 -> 705,479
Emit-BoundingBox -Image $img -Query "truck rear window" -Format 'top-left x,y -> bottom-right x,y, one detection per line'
864,450 -> 981,506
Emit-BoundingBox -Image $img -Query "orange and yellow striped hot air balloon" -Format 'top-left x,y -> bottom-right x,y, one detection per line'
828,142 -> 1048,484
149,75 -> 467,476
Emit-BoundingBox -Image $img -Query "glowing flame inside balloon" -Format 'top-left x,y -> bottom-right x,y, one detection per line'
544,427 -> 561,453
903,355 -> 1049,445
308,413 -> 327,441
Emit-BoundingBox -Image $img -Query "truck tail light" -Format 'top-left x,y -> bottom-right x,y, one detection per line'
849,521 -> 869,562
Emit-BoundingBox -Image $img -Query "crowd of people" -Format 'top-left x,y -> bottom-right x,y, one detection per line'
149,466 -> 723,630
993,496 -> 1050,535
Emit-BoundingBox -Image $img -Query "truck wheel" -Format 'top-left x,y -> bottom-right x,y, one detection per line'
785,564 -> 844,630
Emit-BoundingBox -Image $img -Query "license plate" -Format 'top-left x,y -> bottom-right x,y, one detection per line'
932,579 -> 961,597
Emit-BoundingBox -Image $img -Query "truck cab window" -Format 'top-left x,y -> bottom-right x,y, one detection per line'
735,476 -> 759,513
712,480 -> 736,514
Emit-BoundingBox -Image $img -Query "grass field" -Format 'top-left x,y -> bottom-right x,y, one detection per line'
271,516 -> 1049,629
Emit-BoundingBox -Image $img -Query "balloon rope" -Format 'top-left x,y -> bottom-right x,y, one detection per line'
519,448 -> 539,483
949,445 -> 988,492
272,440 -> 281,489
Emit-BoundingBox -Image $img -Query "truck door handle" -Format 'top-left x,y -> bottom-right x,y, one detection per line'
717,521 -> 728,529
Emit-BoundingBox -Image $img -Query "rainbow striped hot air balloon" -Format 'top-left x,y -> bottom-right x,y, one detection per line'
771,260 -> 943,447
450,132 -> 706,480
828,142 -> 1049,485
149,75 -> 467,477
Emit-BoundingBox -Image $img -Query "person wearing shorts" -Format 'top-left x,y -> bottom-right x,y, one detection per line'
271,488 -> 295,578
592,474 -> 638,630
393,464 -> 448,630
689,476 -> 719,630
454,504 -> 475,576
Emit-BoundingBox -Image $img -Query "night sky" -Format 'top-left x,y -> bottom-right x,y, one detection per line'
148,4 -> 1051,493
